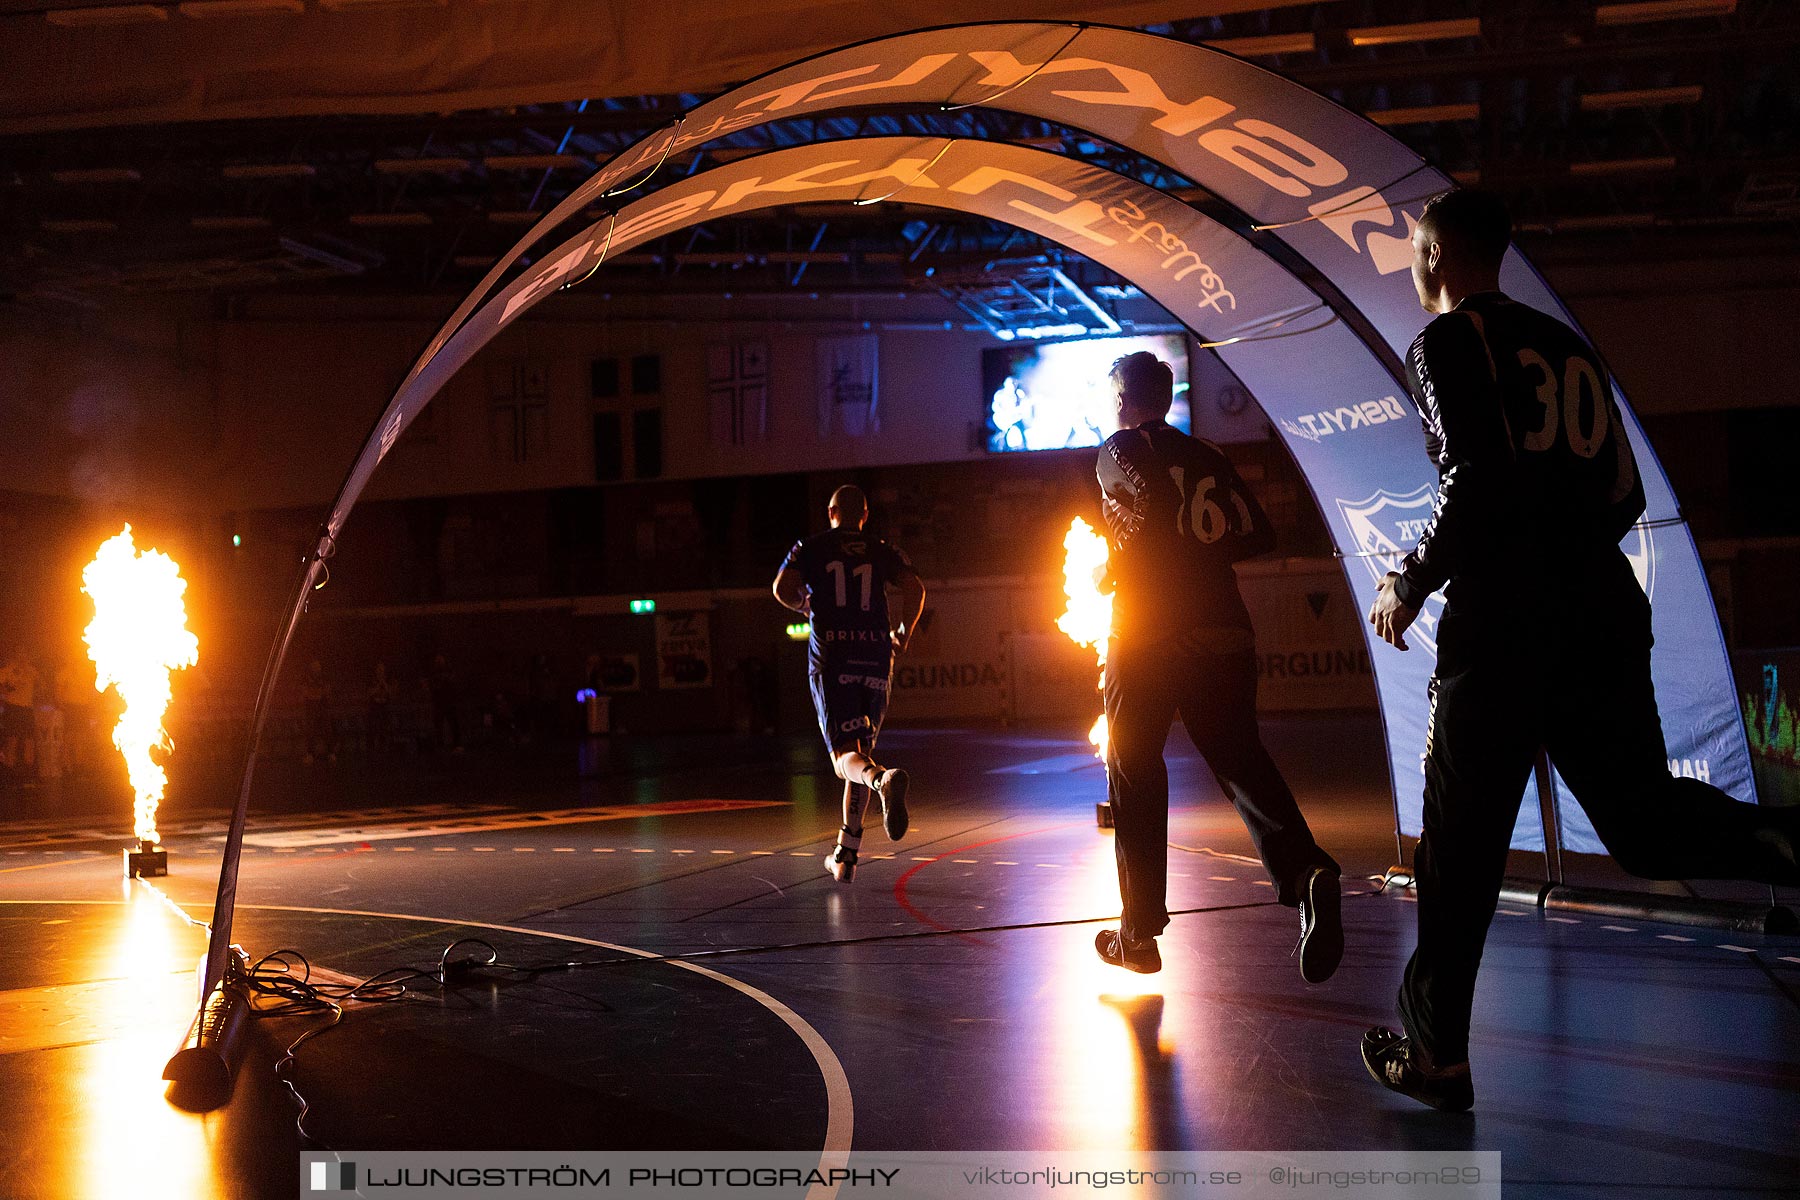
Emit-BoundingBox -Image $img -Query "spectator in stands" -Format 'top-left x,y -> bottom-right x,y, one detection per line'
301,659 -> 335,765
430,654 -> 463,754
367,661 -> 394,755
0,644 -> 41,779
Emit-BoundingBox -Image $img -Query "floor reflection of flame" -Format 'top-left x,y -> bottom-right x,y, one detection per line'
1040,847 -> 1191,1148
73,887 -> 214,1199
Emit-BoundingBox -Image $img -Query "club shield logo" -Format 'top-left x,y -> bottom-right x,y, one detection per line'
1337,485 -> 1443,655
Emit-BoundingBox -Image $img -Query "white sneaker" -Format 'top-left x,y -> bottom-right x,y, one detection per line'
874,769 -> 910,840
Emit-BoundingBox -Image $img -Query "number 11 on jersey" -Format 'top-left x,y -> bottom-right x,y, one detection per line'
826,560 -> 873,610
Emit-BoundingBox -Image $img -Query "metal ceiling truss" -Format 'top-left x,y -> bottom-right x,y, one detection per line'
2,0 -> 1797,304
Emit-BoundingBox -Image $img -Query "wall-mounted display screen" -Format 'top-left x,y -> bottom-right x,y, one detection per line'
982,333 -> 1190,453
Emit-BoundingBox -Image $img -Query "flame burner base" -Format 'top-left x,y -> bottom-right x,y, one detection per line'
1096,801 -> 1114,829
124,840 -> 168,878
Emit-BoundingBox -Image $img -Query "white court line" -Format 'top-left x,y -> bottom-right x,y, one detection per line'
1545,916 -> 1581,924
1716,945 -> 1755,953
1781,957 -> 1800,965
952,859 -> 977,864
1601,925 -> 1636,932
1658,934 -> 1695,943
238,902 -> 853,1195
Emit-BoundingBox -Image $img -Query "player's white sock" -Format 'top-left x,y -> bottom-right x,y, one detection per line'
837,826 -> 862,851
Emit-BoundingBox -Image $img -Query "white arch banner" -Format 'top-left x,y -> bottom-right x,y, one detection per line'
202,24 -> 1751,994
369,22 -> 1744,850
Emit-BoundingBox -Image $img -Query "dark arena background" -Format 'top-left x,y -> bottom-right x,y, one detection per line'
2,4 -> 1798,1199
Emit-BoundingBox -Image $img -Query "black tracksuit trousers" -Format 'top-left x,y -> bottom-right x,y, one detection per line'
1103,634 -> 1340,944
1401,554 -> 1800,1067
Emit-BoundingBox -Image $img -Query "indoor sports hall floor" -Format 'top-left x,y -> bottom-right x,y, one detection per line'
1,716 -> 1795,1199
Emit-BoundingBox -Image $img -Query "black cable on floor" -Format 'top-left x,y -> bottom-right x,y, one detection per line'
232,886 -> 1389,1144
242,948 -> 438,1147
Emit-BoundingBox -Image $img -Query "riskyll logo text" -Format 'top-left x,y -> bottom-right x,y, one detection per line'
1281,396 -> 1410,443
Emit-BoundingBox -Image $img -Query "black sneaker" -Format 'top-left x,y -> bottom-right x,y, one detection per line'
1094,929 -> 1162,974
824,845 -> 858,883
1360,1028 -> 1474,1112
1296,867 -> 1344,984
874,768 -> 910,841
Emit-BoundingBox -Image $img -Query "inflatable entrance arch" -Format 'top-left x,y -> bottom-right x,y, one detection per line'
201,24 -> 1752,992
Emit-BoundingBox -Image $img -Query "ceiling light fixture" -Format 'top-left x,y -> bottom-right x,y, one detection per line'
50,167 -> 143,183
1594,0 -> 1735,27
372,157 -> 472,174
190,216 -> 273,230
483,154 -> 586,171
1346,18 -> 1481,47
41,218 -> 121,232
44,5 -> 168,26
1206,32 -> 1316,57
1579,84 -> 1704,110
1366,103 -> 1480,126
177,0 -> 303,16
347,212 -> 433,227
1568,155 -> 1678,176
222,163 -> 317,179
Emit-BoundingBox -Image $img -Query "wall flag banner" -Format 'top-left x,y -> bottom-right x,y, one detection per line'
204,23 -> 1750,1002
817,334 -> 880,437
654,613 -> 714,691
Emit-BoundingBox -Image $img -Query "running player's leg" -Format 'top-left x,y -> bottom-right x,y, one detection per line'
1103,638 -> 1180,948
863,666 -> 907,840
1547,604 -> 1800,886
813,670 -> 868,881
1178,647 -> 1339,905
1180,645 -> 1344,980
1396,623 -> 1539,1075
836,739 -> 875,853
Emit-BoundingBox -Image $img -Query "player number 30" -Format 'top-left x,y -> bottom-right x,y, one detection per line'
1517,349 -> 1608,458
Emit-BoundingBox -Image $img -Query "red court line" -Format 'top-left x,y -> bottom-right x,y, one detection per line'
893,823 -> 1085,944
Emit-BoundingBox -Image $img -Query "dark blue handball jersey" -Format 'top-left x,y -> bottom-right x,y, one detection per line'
780,528 -> 914,675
